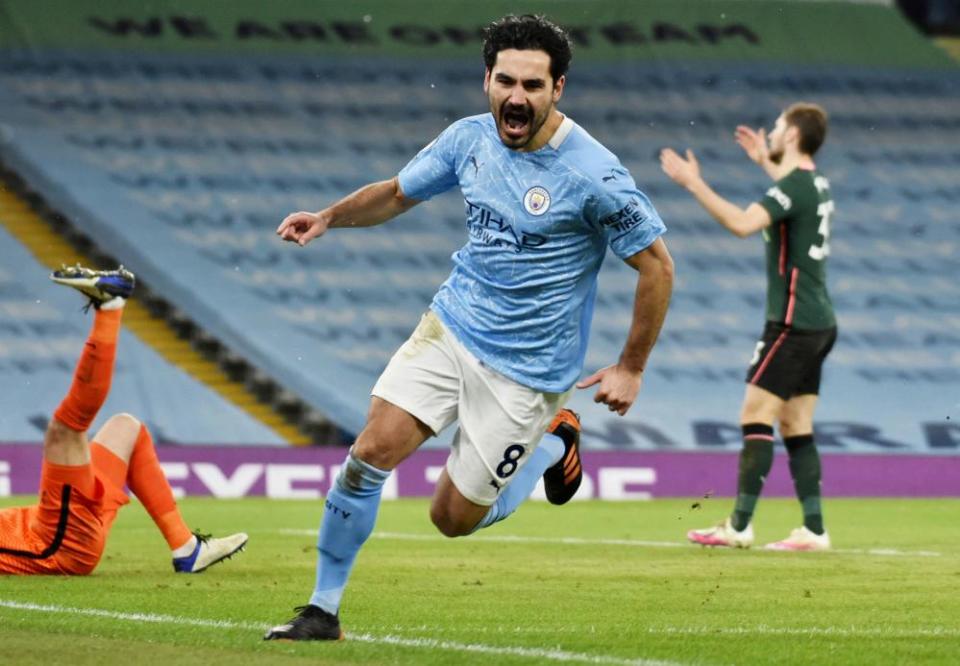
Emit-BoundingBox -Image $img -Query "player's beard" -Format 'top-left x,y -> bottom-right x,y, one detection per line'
495,100 -> 550,149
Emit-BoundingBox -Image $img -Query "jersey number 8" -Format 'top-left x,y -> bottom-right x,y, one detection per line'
496,444 -> 526,479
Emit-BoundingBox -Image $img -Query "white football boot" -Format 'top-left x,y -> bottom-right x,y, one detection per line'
687,517 -> 754,548
173,532 -> 248,573
765,526 -> 831,551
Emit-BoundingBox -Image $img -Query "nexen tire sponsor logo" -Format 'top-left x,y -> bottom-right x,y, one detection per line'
600,198 -> 647,233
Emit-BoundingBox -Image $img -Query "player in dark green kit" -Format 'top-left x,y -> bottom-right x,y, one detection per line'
661,103 -> 836,550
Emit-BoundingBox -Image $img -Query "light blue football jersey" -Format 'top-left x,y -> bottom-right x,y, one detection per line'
397,113 -> 666,392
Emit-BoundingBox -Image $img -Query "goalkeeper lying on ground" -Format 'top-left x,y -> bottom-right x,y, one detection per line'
0,265 -> 247,575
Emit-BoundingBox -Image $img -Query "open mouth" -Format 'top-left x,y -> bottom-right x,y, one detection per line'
501,106 -> 531,140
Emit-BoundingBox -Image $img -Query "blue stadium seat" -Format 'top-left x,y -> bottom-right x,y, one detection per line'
0,227 -> 286,445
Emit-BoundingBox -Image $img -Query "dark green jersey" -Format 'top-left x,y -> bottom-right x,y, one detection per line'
757,168 -> 836,330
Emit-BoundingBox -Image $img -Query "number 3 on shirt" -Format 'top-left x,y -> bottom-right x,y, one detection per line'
809,200 -> 834,261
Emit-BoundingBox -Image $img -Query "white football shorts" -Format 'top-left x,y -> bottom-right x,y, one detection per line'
372,310 -> 571,506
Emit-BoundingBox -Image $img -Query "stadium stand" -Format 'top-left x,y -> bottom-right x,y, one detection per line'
0,223 -> 286,445
0,1 -> 957,456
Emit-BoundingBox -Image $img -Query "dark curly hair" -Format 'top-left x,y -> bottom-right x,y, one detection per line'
482,14 -> 572,83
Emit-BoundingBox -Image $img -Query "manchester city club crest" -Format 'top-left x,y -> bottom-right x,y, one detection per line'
523,186 -> 551,216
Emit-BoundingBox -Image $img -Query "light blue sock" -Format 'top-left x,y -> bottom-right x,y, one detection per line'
474,433 -> 565,531
308,451 -> 389,614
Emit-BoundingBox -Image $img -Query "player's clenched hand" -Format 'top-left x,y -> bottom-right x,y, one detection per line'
735,125 -> 768,165
276,211 -> 329,246
659,148 -> 701,189
576,364 -> 643,416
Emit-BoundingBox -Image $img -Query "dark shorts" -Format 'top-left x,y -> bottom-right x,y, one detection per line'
745,322 -> 837,400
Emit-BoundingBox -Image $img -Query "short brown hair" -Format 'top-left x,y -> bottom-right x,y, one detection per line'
784,103 -> 828,156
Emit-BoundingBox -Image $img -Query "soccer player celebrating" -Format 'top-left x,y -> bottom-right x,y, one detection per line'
660,103 -> 836,551
0,265 -> 248,575
267,14 -> 673,640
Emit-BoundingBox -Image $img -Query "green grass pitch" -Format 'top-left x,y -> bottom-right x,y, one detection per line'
1,496 -> 958,665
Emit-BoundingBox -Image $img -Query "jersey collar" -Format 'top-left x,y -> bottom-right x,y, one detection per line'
547,115 -> 575,150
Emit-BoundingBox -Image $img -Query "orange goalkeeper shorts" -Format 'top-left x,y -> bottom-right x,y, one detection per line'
0,448 -> 129,575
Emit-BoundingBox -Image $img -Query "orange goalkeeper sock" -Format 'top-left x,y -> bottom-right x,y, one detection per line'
53,308 -> 123,432
126,423 -> 193,551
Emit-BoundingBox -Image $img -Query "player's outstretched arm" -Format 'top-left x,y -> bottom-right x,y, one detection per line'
277,176 -> 420,246
659,148 -> 771,238
577,237 -> 673,416
735,125 -> 780,181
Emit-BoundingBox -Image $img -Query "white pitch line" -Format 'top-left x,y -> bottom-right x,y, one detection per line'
279,529 -> 683,549
377,530 -> 689,549
0,600 -> 683,666
277,529 -> 943,557
833,547 -> 942,557
347,633 -> 682,666
644,625 -> 960,638
0,600 -> 267,631
359,623 -> 960,639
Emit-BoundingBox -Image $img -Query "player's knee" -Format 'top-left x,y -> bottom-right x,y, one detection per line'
429,505 -> 471,538
105,412 -> 141,434
779,415 -> 811,438
740,403 -> 777,425
779,419 -> 799,437
93,413 -> 142,460
351,437 -> 396,471
431,516 -> 468,538
353,398 -> 431,470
